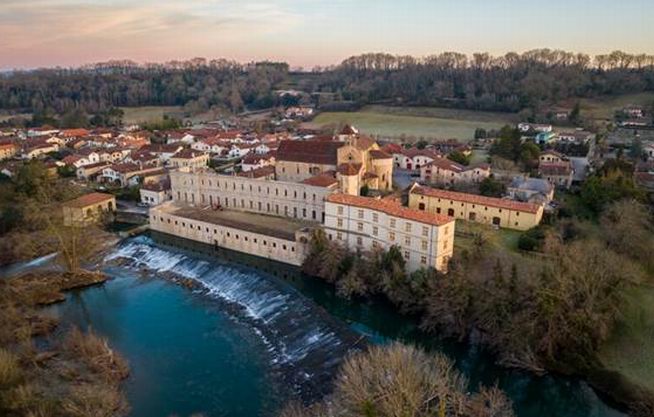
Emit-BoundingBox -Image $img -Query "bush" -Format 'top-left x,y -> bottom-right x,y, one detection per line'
517,227 -> 545,251
64,328 -> 129,382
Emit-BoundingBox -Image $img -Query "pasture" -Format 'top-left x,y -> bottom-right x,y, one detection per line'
307,105 -> 516,142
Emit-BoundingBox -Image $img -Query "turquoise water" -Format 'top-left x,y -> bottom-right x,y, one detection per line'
42,234 -> 626,417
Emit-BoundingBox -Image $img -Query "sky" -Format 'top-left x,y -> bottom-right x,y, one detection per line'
1,0 -> 653,70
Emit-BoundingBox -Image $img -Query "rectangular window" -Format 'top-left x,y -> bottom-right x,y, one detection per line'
357,222 -> 363,232
405,222 -> 412,232
422,226 -> 429,237
356,237 -> 363,246
389,231 -> 395,241
372,212 -> 379,222
421,240 -> 428,251
372,226 -> 378,236
390,219 -> 396,228
337,231 -> 343,240
421,256 -> 427,265
357,209 -> 364,219
404,251 -> 410,260
405,236 -> 411,246
337,218 -> 343,227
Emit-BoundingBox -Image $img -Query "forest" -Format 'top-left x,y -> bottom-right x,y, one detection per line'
313,50 -> 654,113
1,50 -> 653,120
0,59 -> 289,116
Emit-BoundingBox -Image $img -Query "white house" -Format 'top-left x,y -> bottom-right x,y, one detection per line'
324,193 -> 456,273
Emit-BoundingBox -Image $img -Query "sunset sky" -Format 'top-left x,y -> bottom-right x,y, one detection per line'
1,0 -> 653,70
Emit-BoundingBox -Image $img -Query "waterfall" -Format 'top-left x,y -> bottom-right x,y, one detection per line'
104,235 -> 364,401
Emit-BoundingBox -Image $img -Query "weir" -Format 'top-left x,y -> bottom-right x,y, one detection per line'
104,234 -> 366,402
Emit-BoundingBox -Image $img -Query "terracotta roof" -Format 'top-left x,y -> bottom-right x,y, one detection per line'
61,128 -> 90,137
301,171 -> 339,187
327,193 -> 453,227
425,158 -> 464,172
401,147 -> 442,159
370,149 -> 392,160
362,172 -> 378,180
276,139 -> 341,165
337,162 -> 362,176
172,149 -> 207,159
351,136 -> 376,150
78,161 -> 111,170
539,162 -> 572,176
0,143 -> 18,150
381,143 -> 403,154
142,180 -> 171,192
108,163 -> 141,174
63,192 -> 114,208
411,185 -> 542,214
237,165 -> 275,179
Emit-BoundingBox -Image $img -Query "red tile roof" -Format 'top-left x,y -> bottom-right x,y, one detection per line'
237,165 -> 275,179
301,171 -> 339,188
172,149 -> 207,159
411,185 -> 542,214
63,192 -> 114,208
276,139 -> 342,165
327,193 -> 453,227
337,162 -> 362,176
539,162 -> 572,176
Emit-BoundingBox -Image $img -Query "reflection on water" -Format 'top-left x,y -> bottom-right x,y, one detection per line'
39,233 -> 628,417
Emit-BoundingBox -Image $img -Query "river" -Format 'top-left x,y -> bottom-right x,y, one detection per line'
10,233 -> 627,417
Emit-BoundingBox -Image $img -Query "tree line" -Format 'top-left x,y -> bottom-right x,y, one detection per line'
0,59 -> 289,116
1,50 -> 653,121
313,50 -> 654,113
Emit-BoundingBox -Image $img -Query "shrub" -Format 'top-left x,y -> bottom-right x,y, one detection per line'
64,328 -> 129,382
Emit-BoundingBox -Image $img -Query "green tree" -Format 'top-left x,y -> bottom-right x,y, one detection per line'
479,177 -> 506,197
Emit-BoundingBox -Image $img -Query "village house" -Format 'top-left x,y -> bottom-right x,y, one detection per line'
27,126 -> 60,138
23,142 -> 59,159
191,137 -> 230,154
141,144 -> 184,163
62,192 -> 116,226
408,184 -> 544,231
535,131 -> 558,144
538,150 -> 574,188
237,165 -> 276,180
507,176 -> 555,205
140,180 -> 172,206
557,130 -> 594,144
62,154 -> 93,169
241,152 -> 275,172
324,193 -> 456,272
622,105 -> 645,119
420,158 -> 491,185
76,161 -> 112,181
0,143 -> 19,160
101,163 -> 165,187
518,123 -> 552,133
392,147 -> 442,171
169,149 -> 210,169
275,139 -> 342,182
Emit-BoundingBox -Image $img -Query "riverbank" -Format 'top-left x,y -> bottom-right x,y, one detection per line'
0,269 -> 129,417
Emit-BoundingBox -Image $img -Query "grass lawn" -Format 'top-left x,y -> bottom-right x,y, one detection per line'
120,106 -> 184,125
577,92 -> 654,121
599,284 -> 654,392
308,105 -> 516,142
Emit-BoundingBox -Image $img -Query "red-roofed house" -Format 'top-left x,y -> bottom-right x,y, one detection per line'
408,184 -> 543,231
420,159 -> 491,185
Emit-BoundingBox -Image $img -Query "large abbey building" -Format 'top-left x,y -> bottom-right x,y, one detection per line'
275,126 -> 393,196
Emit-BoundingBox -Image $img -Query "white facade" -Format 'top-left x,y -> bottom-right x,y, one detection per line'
324,196 -> 455,273
170,168 -> 334,223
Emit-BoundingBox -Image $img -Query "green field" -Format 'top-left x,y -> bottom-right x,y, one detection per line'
307,105 -> 517,142
578,92 -> 654,121
120,106 -> 185,125
599,284 -> 654,392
